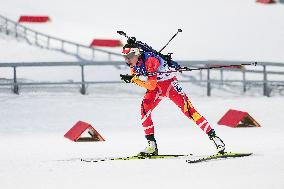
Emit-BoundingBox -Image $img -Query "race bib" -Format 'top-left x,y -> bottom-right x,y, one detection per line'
172,80 -> 184,94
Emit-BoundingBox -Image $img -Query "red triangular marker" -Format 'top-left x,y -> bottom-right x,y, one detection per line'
218,109 -> 261,128
64,121 -> 105,142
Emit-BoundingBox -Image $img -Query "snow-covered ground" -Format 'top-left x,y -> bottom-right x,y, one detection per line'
0,1 -> 284,189
0,89 -> 283,189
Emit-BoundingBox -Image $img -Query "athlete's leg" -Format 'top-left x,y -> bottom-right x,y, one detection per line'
139,89 -> 162,156
141,89 -> 162,136
167,80 -> 212,134
167,80 -> 225,152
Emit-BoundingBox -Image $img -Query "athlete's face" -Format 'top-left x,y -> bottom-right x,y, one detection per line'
124,55 -> 139,67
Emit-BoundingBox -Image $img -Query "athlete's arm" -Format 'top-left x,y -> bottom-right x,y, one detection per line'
130,67 -> 135,75
131,57 -> 160,90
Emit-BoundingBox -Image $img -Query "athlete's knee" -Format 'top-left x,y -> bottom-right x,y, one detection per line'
143,125 -> 154,135
141,109 -> 153,124
143,98 -> 153,106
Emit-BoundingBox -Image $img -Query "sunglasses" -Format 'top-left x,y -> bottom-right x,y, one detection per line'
123,52 -> 136,60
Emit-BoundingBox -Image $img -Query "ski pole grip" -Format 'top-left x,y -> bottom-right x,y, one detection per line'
117,31 -> 126,36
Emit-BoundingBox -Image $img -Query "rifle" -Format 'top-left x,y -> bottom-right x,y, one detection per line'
117,30 -> 257,76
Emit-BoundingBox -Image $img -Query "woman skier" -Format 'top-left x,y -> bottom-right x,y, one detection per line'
120,43 -> 225,156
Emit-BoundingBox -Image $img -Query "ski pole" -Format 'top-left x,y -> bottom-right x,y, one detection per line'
159,29 -> 182,53
145,62 -> 258,76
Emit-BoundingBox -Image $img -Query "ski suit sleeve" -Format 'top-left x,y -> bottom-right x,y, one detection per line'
131,57 -> 160,90
130,68 -> 135,75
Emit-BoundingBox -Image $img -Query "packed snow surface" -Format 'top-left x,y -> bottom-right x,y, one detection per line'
0,87 -> 283,189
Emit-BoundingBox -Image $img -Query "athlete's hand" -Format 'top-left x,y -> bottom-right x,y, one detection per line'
120,74 -> 134,83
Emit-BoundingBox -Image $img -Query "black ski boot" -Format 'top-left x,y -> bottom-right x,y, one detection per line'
208,129 -> 225,154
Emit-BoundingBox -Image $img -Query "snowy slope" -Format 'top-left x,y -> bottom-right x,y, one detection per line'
0,0 -> 284,62
0,34 -> 78,62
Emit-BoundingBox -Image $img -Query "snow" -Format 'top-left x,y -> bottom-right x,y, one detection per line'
0,35 -> 79,62
1,0 -> 284,62
0,86 -> 284,189
0,1 -> 284,189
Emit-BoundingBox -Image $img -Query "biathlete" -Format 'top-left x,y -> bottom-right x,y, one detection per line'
120,43 -> 225,156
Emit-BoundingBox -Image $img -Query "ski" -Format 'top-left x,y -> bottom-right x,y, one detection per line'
81,154 -> 192,163
186,152 -> 253,163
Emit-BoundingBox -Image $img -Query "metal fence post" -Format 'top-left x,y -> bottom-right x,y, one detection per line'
15,23 -> 18,38
35,32 -> 38,46
80,65 -> 86,94
47,36 -> 50,49
61,40 -> 65,51
92,49 -> 95,60
76,44 -> 79,56
13,67 -> 19,94
207,69 -> 211,96
199,70 -> 202,81
5,18 -> 9,35
242,69 -> 246,93
24,27 -> 27,40
108,52 -> 111,61
263,65 -> 268,97
220,69 -> 224,86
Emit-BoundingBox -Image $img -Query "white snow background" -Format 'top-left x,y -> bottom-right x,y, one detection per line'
0,0 -> 284,189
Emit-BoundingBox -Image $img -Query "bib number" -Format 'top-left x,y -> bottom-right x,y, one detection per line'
172,80 -> 184,94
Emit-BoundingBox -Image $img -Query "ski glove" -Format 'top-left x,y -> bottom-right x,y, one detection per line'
120,74 -> 134,83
